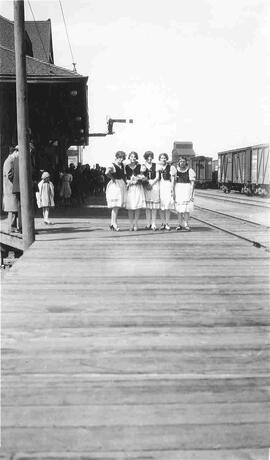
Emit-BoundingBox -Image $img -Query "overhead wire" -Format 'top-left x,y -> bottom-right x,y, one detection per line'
58,0 -> 77,72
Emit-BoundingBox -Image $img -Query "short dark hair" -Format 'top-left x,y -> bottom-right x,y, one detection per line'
128,151 -> 138,160
143,151 -> 154,160
159,153 -> 169,161
178,156 -> 188,163
115,151 -> 126,159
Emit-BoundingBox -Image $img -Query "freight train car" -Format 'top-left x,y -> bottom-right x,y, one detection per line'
190,156 -> 212,188
218,144 -> 269,195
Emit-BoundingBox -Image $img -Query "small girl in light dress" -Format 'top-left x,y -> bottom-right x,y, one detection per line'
105,151 -> 127,231
171,156 -> 196,231
141,151 -> 160,230
36,171 -> 55,224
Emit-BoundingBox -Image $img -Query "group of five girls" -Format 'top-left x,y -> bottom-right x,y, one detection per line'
106,150 -> 196,232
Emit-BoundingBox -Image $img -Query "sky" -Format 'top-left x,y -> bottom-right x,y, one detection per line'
1,0 -> 270,166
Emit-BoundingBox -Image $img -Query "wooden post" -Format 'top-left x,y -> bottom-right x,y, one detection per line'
14,0 -> 35,249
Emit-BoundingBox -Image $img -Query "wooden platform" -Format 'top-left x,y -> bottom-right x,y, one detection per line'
1,205 -> 269,459
0,227 -> 23,251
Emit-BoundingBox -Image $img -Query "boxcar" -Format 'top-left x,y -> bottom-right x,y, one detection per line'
190,156 -> 213,188
251,144 -> 270,189
218,144 -> 269,194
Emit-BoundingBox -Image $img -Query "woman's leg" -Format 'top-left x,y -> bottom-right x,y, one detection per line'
111,207 -> 117,226
176,212 -> 184,229
42,208 -> 48,222
114,207 -> 119,228
128,210 -> 134,230
134,209 -> 140,230
8,211 -> 17,231
42,207 -> 49,222
184,211 -> 190,228
159,210 -> 165,223
145,208 -> 151,227
151,209 -> 157,227
165,210 -> 171,226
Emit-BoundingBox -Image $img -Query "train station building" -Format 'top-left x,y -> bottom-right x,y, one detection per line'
0,14 -> 89,180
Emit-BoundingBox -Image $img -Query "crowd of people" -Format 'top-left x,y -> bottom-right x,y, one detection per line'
2,145 -> 108,230
44,162 -> 107,207
105,150 -> 196,232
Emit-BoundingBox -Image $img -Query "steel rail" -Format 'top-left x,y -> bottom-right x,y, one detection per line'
192,213 -> 269,252
195,205 -> 270,228
196,192 -> 270,208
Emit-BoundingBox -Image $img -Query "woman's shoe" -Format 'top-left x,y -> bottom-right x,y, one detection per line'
144,225 -> 151,230
10,227 -> 20,233
110,224 -> 120,231
151,224 -> 157,231
160,223 -> 165,230
165,224 -> 171,230
183,226 -> 191,232
129,226 -> 134,232
133,226 -> 138,231
176,225 -> 183,231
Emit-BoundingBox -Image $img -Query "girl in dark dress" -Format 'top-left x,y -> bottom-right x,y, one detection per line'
171,156 -> 196,231
106,151 -> 127,231
158,153 -> 174,230
141,151 -> 160,230
125,151 -> 146,231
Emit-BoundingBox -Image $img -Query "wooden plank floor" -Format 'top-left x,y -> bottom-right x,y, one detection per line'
1,204 -> 270,459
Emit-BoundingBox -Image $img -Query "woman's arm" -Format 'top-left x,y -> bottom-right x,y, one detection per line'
190,180 -> 195,201
151,166 -> 160,186
189,168 -> 196,200
50,181 -> 55,199
170,165 -> 176,199
106,165 -> 116,182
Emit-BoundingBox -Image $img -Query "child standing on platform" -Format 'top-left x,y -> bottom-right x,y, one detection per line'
37,171 -> 55,224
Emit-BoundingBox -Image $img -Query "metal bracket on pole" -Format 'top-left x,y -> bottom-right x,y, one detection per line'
88,118 -> 133,137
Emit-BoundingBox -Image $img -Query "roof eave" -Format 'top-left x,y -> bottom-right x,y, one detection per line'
0,75 -> 88,83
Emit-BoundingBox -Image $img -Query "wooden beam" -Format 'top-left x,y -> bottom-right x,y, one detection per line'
14,0 -> 35,249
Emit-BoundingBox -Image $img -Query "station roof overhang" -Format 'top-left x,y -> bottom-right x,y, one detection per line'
0,74 -> 88,84
0,45 -> 89,146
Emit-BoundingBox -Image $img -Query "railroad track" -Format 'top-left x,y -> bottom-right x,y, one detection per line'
195,205 -> 270,228
196,191 -> 270,208
192,206 -> 270,252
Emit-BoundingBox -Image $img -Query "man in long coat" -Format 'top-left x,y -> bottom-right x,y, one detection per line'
2,146 -> 21,233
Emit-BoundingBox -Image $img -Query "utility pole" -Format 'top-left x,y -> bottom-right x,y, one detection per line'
14,0 -> 35,249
